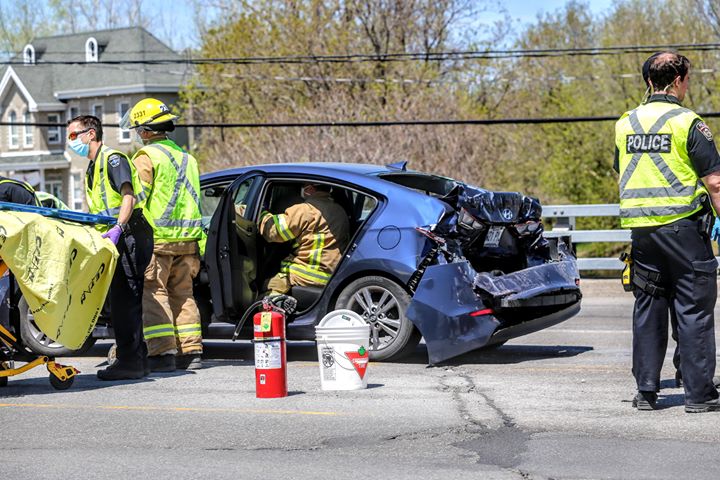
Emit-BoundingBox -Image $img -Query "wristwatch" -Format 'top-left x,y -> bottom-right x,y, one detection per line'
118,223 -> 129,234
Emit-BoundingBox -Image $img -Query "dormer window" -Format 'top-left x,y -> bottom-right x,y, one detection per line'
85,37 -> 98,62
23,44 -> 35,64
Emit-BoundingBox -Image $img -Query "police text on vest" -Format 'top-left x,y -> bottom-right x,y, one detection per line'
626,134 -> 672,153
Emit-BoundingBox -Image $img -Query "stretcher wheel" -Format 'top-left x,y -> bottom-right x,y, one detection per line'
49,374 -> 74,390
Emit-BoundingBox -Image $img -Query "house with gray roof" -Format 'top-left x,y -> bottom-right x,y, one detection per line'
0,27 -> 192,210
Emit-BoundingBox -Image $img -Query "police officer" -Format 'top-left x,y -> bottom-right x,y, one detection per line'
0,176 -> 40,206
66,115 -> 154,380
120,99 -> 204,372
614,52 -> 720,413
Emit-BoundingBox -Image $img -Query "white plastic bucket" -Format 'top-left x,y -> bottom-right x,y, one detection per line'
315,310 -> 370,391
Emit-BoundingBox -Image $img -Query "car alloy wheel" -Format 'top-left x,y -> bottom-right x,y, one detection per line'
349,285 -> 401,351
335,276 -> 420,361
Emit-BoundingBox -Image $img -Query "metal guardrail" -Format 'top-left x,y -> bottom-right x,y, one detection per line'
543,203 -> 627,271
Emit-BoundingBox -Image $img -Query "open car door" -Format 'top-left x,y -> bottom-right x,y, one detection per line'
206,173 -> 265,321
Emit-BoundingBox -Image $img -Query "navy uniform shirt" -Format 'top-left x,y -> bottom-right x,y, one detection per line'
0,177 -> 38,205
614,94 -> 720,177
86,147 -> 133,196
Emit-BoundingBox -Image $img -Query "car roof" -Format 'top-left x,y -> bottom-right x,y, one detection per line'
201,162 -> 400,182
199,162 -> 457,196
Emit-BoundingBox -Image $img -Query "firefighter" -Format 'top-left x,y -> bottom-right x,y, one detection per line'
0,176 -> 40,206
67,115 -> 154,380
614,52 -> 720,412
259,183 -> 349,295
120,98 -> 204,372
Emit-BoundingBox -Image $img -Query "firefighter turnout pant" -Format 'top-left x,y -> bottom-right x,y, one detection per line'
631,215 -> 719,405
142,250 -> 202,356
112,209 -> 153,368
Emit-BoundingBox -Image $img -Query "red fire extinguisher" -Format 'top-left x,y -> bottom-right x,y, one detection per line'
253,305 -> 287,398
233,295 -> 296,398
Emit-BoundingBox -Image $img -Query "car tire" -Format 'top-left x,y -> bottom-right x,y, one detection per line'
335,276 -> 420,361
19,297 -> 96,357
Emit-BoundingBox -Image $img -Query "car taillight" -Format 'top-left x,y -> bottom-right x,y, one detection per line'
513,220 -> 542,236
458,208 -> 484,231
470,308 -> 494,317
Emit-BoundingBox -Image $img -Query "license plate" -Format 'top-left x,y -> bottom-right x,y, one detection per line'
483,226 -> 505,247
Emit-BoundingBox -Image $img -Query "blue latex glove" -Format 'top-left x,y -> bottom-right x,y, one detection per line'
713,218 -> 720,242
101,225 -> 123,245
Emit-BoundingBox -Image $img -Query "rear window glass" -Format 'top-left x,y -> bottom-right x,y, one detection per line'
378,173 -> 458,197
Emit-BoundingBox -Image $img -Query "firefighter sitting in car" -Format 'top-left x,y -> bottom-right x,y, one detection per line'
258,183 -> 349,295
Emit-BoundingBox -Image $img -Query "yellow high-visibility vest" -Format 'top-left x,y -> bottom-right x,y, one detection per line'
615,101 -> 709,228
85,144 -> 146,217
133,139 -> 202,242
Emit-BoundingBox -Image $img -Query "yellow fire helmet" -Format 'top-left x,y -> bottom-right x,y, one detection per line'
119,98 -> 178,130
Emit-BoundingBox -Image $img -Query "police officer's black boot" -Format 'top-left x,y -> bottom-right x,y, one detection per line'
97,362 -> 145,381
632,391 -> 658,410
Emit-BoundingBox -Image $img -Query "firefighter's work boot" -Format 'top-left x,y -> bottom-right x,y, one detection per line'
149,354 -> 176,372
177,353 -> 202,370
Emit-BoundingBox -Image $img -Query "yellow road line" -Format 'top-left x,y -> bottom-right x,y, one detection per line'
0,402 -> 339,416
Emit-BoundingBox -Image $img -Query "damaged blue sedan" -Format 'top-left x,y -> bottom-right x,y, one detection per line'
196,161 -> 581,363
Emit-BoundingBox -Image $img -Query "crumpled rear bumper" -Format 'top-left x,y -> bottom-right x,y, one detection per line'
406,258 -> 581,364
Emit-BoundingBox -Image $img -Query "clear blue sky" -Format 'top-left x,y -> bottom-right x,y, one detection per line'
487,0 -> 615,25
165,0 -> 618,52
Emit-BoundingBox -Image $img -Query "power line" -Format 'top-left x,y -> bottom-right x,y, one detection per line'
7,111 -> 720,129
4,42 -> 720,67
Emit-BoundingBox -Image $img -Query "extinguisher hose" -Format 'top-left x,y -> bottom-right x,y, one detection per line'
232,300 -> 265,341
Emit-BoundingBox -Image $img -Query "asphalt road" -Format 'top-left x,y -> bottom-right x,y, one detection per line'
3,279 -> 720,479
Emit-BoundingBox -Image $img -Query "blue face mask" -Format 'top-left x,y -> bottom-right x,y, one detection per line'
68,136 -> 89,157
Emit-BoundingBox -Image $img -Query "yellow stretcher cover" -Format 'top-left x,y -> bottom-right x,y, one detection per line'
0,211 -> 118,349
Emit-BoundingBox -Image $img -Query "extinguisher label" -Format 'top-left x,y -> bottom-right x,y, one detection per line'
255,341 -> 282,369
260,312 -> 273,332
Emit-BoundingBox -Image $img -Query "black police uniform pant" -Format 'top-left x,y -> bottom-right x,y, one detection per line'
632,216 -> 719,405
111,209 -> 153,368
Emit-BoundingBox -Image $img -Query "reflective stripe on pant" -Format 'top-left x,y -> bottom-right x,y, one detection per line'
631,216 -> 719,405
142,252 -> 202,356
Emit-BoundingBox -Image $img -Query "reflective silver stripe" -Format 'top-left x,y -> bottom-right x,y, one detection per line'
100,207 -> 121,217
98,148 -> 113,216
619,195 -> 704,218
147,144 -> 201,225
154,218 -> 203,227
619,107 -> 693,199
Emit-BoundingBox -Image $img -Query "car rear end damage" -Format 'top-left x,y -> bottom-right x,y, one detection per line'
402,180 -> 582,364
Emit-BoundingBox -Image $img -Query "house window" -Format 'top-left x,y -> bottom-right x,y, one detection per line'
45,172 -> 63,201
23,44 -> 35,64
93,103 -> 103,120
118,101 -> 131,142
48,113 -> 61,144
71,171 -> 84,211
8,110 -> 18,148
68,105 -> 79,121
85,37 -> 98,62
23,111 -> 33,147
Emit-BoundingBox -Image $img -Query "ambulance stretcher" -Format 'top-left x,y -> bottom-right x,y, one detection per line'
0,201 -> 115,389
